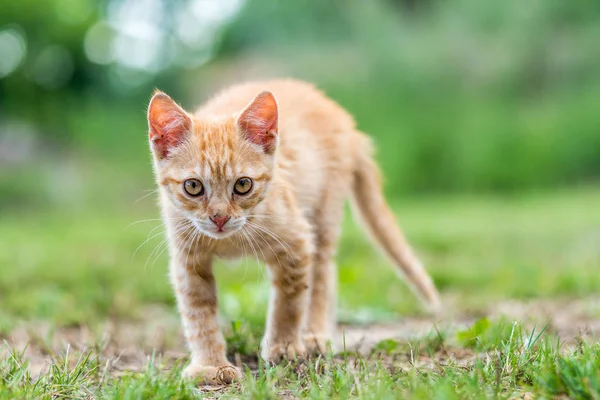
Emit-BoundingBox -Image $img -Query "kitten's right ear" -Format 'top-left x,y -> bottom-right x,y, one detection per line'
147,91 -> 192,159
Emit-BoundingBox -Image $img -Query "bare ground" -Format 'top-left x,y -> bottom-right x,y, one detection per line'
2,297 -> 600,383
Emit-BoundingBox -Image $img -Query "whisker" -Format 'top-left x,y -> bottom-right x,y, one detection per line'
125,216 -> 187,230
132,224 -> 166,261
245,226 -> 266,263
155,221 -> 194,272
144,222 -> 191,273
245,214 -> 294,223
234,231 -> 250,281
242,227 -> 266,282
133,188 -> 159,204
245,223 -> 283,271
248,226 -> 268,264
246,221 -> 295,259
134,219 -> 188,259
241,227 -> 260,266
151,239 -> 172,273
144,237 -> 168,273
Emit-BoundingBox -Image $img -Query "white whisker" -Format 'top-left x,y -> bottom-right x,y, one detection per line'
242,227 -> 266,282
125,216 -> 186,230
246,221 -> 295,259
133,188 -> 159,204
132,224 -> 165,261
245,223 -> 283,271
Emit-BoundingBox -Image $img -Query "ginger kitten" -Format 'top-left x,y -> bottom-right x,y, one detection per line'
147,79 -> 440,385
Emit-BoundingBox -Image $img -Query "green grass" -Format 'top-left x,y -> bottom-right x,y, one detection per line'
2,320 -> 600,398
1,165 -> 599,397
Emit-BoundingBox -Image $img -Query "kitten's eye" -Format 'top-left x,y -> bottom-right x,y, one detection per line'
234,177 -> 253,195
184,179 -> 204,196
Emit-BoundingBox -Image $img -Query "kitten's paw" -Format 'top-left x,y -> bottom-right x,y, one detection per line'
303,333 -> 333,356
261,340 -> 307,364
182,363 -> 241,385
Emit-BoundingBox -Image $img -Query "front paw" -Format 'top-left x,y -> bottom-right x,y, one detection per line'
303,333 -> 333,356
261,339 -> 307,364
182,362 -> 242,385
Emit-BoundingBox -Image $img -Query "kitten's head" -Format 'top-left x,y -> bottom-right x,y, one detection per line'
147,90 -> 278,239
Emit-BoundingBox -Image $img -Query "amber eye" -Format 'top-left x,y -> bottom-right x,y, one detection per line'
184,179 -> 204,196
234,177 -> 253,195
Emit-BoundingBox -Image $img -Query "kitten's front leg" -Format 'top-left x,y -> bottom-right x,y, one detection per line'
261,236 -> 312,363
170,256 -> 240,385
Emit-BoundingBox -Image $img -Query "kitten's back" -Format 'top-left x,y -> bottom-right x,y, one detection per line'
196,79 -> 355,130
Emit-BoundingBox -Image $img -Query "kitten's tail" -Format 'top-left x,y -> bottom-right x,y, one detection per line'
350,135 -> 441,312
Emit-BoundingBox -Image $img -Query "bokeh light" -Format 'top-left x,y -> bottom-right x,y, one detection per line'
0,27 -> 27,78
30,45 -> 74,89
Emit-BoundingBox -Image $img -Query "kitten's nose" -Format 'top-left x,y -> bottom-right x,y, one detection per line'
210,215 -> 230,230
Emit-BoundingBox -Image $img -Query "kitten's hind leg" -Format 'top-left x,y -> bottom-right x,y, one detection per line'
304,197 -> 345,355
304,260 -> 337,355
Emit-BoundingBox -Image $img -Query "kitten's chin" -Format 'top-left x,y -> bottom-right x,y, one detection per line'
202,229 -> 238,240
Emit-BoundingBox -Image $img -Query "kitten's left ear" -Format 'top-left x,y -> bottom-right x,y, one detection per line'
237,91 -> 278,154
148,91 -> 192,159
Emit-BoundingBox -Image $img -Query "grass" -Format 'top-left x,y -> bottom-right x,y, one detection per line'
1,160 -> 599,397
2,320 -> 600,398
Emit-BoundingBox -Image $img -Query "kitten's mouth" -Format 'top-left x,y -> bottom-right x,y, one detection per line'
191,220 -> 243,240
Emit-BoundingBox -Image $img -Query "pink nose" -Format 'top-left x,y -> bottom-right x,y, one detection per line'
210,215 -> 230,230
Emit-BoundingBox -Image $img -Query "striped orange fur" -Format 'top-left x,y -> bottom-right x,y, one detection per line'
147,79 -> 440,385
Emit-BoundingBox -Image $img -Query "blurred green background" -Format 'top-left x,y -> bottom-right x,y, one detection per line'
1,0 -> 599,329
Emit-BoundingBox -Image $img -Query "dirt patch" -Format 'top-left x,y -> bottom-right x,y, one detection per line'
491,298 -> 600,340
2,298 -> 599,379
337,297 -> 600,355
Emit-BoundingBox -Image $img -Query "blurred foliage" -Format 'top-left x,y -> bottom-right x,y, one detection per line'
1,0 -> 600,197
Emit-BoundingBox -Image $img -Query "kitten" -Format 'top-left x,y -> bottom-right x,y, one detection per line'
147,79 -> 440,385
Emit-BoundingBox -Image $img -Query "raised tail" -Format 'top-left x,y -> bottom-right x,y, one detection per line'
350,135 -> 440,311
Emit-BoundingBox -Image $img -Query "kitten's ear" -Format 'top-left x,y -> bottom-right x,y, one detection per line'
237,91 -> 278,154
147,91 -> 192,159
